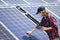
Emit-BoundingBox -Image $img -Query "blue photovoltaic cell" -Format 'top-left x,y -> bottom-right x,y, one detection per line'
0,24 -> 15,40
47,6 -> 60,17
45,0 -> 60,3
23,7 -> 42,22
0,8 -> 49,40
4,0 -> 27,4
0,0 -> 5,5
23,7 -> 60,29
26,0 -> 45,4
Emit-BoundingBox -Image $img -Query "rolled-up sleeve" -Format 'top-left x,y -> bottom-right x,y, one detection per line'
36,18 -> 44,29
36,23 -> 42,29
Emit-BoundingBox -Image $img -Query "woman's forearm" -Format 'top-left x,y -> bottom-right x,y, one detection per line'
47,27 -> 53,30
41,27 -> 53,30
26,28 -> 37,35
31,28 -> 37,33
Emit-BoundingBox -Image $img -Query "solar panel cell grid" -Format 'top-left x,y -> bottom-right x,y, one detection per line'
0,24 -> 16,40
23,7 -> 43,22
44,0 -> 60,3
4,0 -> 27,4
0,0 -> 5,5
26,0 -> 45,4
0,8 -> 49,40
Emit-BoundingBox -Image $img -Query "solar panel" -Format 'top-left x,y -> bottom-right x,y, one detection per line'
26,0 -> 45,4
3,0 -> 27,5
45,0 -> 60,3
16,6 -> 39,25
22,7 -> 43,22
0,23 -> 15,40
0,0 -> 5,5
0,8 -> 49,40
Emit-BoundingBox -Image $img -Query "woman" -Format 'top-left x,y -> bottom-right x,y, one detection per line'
26,6 -> 59,40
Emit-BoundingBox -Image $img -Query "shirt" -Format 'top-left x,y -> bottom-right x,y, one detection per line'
36,13 -> 59,40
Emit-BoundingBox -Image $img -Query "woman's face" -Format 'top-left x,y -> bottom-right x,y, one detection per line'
38,10 -> 47,17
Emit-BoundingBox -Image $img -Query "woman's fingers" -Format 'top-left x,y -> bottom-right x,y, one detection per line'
26,31 -> 32,35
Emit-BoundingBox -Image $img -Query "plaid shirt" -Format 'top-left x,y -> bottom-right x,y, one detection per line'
36,13 -> 59,40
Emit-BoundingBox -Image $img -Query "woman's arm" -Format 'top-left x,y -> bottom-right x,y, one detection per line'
41,27 -> 53,30
26,28 -> 37,35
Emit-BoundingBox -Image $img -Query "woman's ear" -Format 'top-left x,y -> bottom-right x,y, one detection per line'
44,10 -> 48,15
46,9 -> 48,13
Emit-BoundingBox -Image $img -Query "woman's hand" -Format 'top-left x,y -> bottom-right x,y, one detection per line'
26,31 -> 32,35
26,28 -> 37,35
